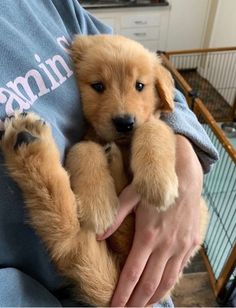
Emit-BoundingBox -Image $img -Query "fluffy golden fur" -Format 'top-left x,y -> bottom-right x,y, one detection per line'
0,35 -> 208,306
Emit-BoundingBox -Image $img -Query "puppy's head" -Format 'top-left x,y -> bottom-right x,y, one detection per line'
71,35 -> 174,142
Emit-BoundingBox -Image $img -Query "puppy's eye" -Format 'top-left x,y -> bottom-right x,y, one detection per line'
91,82 -> 105,93
135,82 -> 145,92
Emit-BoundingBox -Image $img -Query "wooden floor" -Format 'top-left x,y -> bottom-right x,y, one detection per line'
172,253 -> 218,307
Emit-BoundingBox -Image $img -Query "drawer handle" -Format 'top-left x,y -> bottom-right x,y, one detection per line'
134,32 -> 147,36
134,21 -> 147,25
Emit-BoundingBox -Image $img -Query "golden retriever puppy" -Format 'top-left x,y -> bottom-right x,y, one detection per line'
0,35 -> 208,306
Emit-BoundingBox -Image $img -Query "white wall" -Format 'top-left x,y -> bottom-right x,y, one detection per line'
169,0 -> 236,106
205,0 -> 236,106
166,0 -> 210,51
209,0 -> 236,47
166,0 -> 236,51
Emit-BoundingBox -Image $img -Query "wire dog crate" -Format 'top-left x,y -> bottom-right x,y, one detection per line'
167,47 -> 236,122
160,49 -> 236,306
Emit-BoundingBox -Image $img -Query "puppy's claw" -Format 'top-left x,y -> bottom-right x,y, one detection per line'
104,143 -> 112,153
14,131 -> 38,150
0,130 -> 4,140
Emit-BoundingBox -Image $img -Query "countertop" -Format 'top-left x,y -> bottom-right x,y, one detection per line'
80,0 -> 169,10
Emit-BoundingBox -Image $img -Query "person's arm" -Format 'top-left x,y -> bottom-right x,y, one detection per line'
161,89 -> 219,173
98,134 -> 203,306
97,89 -> 219,306
54,0 -> 113,39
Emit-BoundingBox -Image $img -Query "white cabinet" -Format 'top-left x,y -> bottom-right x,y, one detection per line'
120,27 -> 160,41
88,7 -> 170,52
120,14 -> 161,28
119,13 -> 161,51
87,0 -> 211,52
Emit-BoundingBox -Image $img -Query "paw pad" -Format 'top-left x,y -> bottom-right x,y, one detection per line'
14,131 -> 38,150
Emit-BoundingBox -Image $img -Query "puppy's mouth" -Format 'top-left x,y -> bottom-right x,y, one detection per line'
114,132 -> 133,144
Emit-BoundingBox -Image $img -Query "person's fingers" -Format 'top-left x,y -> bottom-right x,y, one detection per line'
147,255 -> 183,305
118,184 -> 140,206
97,184 -> 140,240
110,235 -> 152,307
127,250 -> 168,307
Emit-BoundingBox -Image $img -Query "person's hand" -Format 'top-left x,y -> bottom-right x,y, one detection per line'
98,135 -> 204,307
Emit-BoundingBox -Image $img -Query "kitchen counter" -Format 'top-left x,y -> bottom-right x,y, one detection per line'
80,0 -> 169,10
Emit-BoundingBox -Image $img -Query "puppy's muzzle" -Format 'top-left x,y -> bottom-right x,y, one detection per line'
112,114 -> 135,133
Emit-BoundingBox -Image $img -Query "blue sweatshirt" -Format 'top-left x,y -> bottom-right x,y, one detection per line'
0,0 -> 218,306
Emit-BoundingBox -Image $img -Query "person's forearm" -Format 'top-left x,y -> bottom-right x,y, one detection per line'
175,134 -> 203,198
162,89 -> 219,173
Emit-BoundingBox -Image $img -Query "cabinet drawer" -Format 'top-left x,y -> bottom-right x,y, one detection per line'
137,40 -> 160,52
121,14 -> 160,28
120,27 -> 160,41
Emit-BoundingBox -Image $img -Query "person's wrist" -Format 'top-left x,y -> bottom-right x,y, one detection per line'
175,134 -> 203,198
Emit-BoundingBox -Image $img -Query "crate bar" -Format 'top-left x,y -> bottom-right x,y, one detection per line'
194,98 -> 236,164
216,245 -> 236,295
167,47 -> 236,56
160,53 -> 195,108
200,248 -> 218,296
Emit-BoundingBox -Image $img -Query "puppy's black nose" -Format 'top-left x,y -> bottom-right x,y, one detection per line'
112,115 -> 135,133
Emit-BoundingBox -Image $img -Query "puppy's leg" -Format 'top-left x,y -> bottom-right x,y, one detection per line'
131,118 -> 178,210
104,142 -> 128,194
65,141 -> 119,235
0,112 -> 81,266
103,143 -> 134,259
1,112 -> 119,307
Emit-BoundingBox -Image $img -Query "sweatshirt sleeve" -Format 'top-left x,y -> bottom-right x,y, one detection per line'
161,89 -> 219,174
51,0 -> 113,38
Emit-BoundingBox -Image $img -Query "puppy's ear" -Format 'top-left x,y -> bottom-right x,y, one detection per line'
155,61 -> 175,113
70,35 -> 93,64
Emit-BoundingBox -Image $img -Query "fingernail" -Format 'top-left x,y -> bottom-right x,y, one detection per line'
96,227 -> 111,241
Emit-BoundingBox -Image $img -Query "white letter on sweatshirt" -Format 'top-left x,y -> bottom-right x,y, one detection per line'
45,55 -> 73,84
0,87 -> 31,115
6,69 -> 50,104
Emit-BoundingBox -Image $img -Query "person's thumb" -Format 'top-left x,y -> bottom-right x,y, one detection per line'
96,184 -> 140,240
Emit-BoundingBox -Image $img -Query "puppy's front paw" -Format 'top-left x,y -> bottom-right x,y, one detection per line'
131,119 -> 179,211
78,174 -> 119,235
1,112 -> 60,171
66,141 -> 119,235
88,184 -> 119,236
104,142 -> 128,194
133,170 -> 179,211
